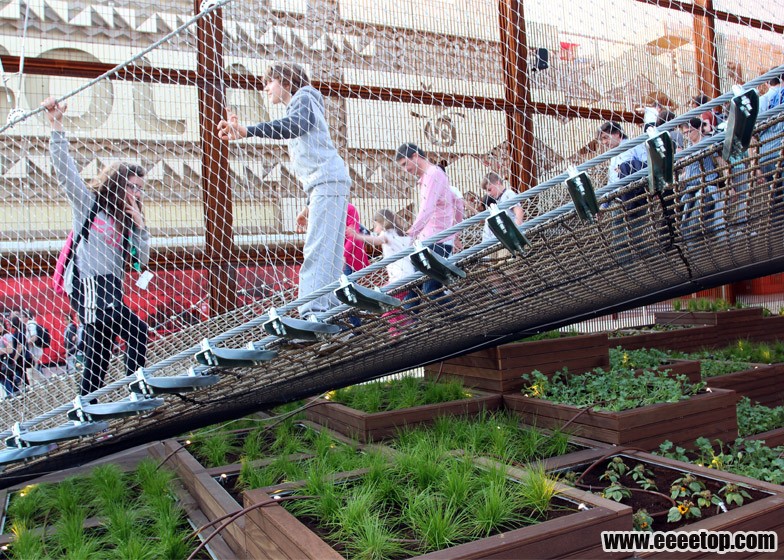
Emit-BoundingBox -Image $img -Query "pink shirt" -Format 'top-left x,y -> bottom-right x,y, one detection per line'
408,165 -> 461,245
344,203 -> 370,272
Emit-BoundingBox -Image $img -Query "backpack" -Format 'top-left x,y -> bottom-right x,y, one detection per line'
52,202 -> 98,301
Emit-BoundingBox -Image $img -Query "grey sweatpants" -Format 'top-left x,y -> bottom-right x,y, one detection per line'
298,190 -> 348,317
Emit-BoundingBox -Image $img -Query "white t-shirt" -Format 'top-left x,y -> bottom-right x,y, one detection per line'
482,188 -> 519,243
381,229 -> 416,284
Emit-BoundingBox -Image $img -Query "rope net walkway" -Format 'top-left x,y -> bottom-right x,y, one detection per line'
0,0 -> 782,481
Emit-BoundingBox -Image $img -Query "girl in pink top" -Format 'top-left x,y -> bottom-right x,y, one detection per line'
344,203 -> 370,276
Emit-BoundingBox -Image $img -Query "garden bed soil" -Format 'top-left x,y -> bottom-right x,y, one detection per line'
304,390 -> 503,443
503,388 -> 739,450
544,447 -> 784,558
705,363 -> 784,408
423,333 -> 611,393
241,463 -> 632,560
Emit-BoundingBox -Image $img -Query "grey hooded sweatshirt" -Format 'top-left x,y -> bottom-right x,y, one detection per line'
246,85 -> 350,195
50,131 -> 151,279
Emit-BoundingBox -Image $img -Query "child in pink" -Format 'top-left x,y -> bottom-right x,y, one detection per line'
347,209 -> 414,335
344,203 -> 370,277
344,203 -> 370,327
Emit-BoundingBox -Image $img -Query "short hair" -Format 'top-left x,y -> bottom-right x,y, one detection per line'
264,63 -> 310,94
598,121 -> 626,139
686,117 -> 703,131
480,172 -> 503,190
395,143 -> 425,161
656,109 -> 676,126
692,94 -> 710,107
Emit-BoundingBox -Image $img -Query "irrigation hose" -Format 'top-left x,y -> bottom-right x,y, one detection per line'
185,495 -> 313,560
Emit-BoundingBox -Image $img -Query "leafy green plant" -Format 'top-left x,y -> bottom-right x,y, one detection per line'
629,463 -> 657,490
718,483 -> 752,507
599,457 -> 628,483
737,397 -> 784,437
658,437 -> 784,485
609,347 -> 671,370
668,499 -> 701,522
522,366 -> 703,412
633,509 -> 653,532
670,473 -> 706,500
601,481 -> 631,502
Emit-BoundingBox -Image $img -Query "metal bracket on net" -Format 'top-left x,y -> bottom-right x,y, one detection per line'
66,394 -> 164,423
723,85 -> 760,161
129,367 -> 221,396
334,275 -> 401,313
645,128 -> 675,194
409,242 -> 466,286
262,308 -> 342,341
486,203 -> 531,257
5,419 -> 108,448
196,339 -> 278,368
565,166 -> 600,223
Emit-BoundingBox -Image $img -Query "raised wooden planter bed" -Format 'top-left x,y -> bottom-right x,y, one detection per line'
503,388 -> 739,451
241,465 -> 632,559
545,447 -> 784,558
423,333 -> 611,393
617,312 -> 784,353
746,426 -> 784,448
304,390 -> 503,443
613,324 -> 724,353
705,363 -> 784,408
655,307 -> 763,327
149,439 -> 245,556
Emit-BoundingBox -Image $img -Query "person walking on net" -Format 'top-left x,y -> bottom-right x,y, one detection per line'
395,143 -> 462,307
218,63 -> 350,318
43,96 -> 150,399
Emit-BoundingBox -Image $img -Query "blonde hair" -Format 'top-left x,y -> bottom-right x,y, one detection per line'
374,209 -> 406,236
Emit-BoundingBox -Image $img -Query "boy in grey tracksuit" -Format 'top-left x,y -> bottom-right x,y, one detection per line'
219,64 -> 350,318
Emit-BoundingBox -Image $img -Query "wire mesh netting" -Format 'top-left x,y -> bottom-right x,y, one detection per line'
0,0 -> 783,479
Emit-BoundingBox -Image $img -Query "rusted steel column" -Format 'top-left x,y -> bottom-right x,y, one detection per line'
195,0 -> 236,315
692,0 -> 721,99
498,0 -> 537,192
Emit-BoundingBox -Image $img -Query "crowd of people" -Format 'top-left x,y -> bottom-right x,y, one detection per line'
17,61 -> 779,403
599,71 -> 784,245
0,310 -> 68,397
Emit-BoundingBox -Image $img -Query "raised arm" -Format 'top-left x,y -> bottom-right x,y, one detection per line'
41,97 -> 93,216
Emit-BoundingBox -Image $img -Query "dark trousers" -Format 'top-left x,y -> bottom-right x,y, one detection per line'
343,263 -> 362,328
78,275 -> 148,397
403,242 -> 453,309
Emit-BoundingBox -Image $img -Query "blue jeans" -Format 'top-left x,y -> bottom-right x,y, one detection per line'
404,242 -> 452,310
